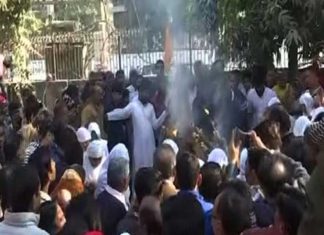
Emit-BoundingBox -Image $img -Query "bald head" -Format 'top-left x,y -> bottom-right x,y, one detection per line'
256,152 -> 291,198
153,144 -> 176,180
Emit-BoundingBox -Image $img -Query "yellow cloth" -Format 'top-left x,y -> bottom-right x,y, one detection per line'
273,84 -> 290,101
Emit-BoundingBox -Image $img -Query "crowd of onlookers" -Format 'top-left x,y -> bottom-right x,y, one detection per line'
0,59 -> 323,235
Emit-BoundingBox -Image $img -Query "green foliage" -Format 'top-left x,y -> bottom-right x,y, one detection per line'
0,0 -> 31,48
14,11 -> 43,79
216,0 -> 324,68
0,0 -> 43,80
54,0 -> 101,30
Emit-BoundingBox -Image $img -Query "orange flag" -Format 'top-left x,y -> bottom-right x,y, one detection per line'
163,22 -> 173,73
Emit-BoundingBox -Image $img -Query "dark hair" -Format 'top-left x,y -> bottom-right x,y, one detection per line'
153,144 -> 176,180
199,162 -> 222,203
3,133 -> 22,164
129,69 -> 139,79
176,152 -> 200,190
276,187 -> 307,235
39,201 -> 57,235
256,152 -> 290,198
8,165 -> 40,212
59,216 -> 89,235
252,65 -> 267,86
24,94 -> 43,123
156,60 -> 164,66
254,119 -> 282,150
28,146 -> 53,189
111,80 -> 124,93
161,193 -> 204,235
53,100 -> 68,120
218,180 -> 252,235
135,167 -> 163,205
65,192 -> 101,231
116,69 -> 125,79
139,77 -> 153,92
32,109 -> 53,128
64,84 -> 79,100
247,148 -> 269,172
81,81 -> 92,103
266,105 -> 291,134
8,102 -> 22,116
38,121 -> 55,140
0,165 -> 17,214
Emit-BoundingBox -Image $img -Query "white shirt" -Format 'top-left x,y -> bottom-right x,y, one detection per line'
0,212 -> 49,235
105,185 -> 128,211
247,87 -> 277,128
127,85 -> 138,102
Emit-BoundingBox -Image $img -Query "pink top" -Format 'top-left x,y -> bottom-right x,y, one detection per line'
0,54 -> 4,77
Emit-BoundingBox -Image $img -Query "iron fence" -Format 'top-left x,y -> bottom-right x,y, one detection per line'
29,28 -> 218,80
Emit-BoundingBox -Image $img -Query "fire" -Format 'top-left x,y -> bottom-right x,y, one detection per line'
172,128 -> 178,137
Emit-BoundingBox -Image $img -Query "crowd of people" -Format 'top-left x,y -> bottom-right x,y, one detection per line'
0,58 -> 323,235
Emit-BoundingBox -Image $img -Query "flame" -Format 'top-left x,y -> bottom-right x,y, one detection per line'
172,128 -> 178,137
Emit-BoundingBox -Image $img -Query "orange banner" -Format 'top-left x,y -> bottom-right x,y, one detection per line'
163,23 -> 173,72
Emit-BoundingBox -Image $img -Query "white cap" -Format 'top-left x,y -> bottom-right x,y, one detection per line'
207,148 -> 228,168
86,140 -> 104,159
163,139 -> 179,155
267,97 -> 281,107
293,116 -> 311,137
299,92 -> 314,116
110,143 -> 129,161
311,107 -> 324,122
76,127 -> 91,143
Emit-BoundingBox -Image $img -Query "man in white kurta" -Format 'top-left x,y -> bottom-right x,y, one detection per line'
107,96 -> 167,174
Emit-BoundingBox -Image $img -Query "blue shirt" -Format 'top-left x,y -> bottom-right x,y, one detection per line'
178,190 -> 213,235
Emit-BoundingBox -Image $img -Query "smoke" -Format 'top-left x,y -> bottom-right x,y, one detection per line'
155,0 -> 229,140
167,65 -> 196,135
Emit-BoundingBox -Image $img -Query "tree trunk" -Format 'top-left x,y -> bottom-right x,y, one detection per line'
288,43 -> 298,81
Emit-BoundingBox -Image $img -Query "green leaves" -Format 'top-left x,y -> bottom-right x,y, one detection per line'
216,0 -> 324,67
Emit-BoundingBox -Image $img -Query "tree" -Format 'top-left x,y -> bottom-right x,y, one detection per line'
216,0 -> 324,78
54,0 -> 101,30
0,0 -> 43,79
0,0 -> 31,48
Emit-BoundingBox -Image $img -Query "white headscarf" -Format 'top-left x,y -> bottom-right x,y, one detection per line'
267,97 -> 281,107
207,148 -> 228,168
163,139 -> 179,155
83,140 -> 108,185
88,122 -> 109,157
88,122 -> 101,139
311,107 -> 324,122
110,143 -> 129,161
293,116 -> 311,137
299,91 -> 314,116
76,127 -> 91,143
95,143 -> 129,198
